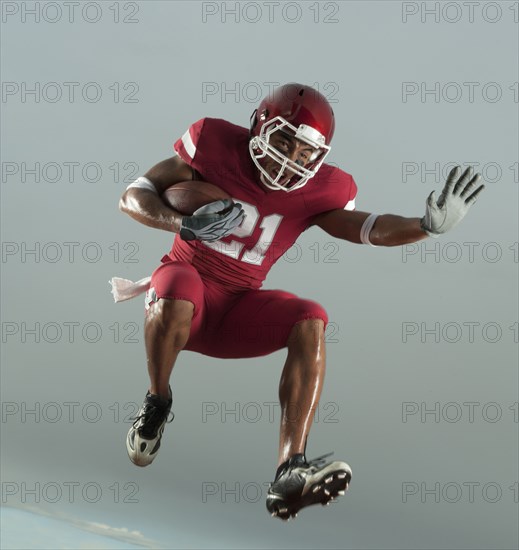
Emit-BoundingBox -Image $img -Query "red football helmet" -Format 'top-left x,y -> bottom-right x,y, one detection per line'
249,83 -> 335,191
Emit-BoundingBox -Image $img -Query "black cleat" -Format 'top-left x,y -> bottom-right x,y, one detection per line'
126,388 -> 173,467
266,453 -> 352,520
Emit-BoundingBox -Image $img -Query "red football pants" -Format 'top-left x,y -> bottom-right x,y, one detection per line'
146,257 -> 328,359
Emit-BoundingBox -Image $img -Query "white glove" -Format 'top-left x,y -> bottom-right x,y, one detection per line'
421,166 -> 485,237
180,199 -> 244,242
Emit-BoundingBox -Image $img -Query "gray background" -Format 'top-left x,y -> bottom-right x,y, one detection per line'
1,1 -> 518,548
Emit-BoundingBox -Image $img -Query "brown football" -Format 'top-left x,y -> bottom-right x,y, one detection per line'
161,180 -> 231,216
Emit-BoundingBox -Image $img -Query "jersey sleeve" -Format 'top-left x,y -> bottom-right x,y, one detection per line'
322,166 -> 358,212
173,118 -> 207,167
343,175 -> 357,211
301,166 -> 359,230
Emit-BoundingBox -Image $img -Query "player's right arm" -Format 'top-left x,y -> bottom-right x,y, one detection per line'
119,155 -> 244,241
119,155 -> 194,234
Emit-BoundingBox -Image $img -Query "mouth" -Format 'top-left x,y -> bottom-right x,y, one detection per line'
269,166 -> 291,184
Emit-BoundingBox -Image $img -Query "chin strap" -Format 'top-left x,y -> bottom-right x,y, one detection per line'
109,276 -> 151,303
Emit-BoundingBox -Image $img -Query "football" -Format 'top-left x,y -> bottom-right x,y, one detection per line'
161,180 -> 231,216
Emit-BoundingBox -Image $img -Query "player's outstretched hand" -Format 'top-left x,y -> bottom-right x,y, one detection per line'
180,199 -> 245,242
421,166 -> 485,237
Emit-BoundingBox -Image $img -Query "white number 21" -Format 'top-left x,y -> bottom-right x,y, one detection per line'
202,199 -> 283,266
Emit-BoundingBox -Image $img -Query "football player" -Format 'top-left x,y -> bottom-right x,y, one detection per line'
116,83 -> 484,520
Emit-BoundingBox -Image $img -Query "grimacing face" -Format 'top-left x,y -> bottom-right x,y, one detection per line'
258,130 -> 316,187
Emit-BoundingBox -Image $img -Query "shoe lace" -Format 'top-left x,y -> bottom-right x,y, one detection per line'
306,452 -> 334,470
271,452 -> 336,487
132,402 -> 174,432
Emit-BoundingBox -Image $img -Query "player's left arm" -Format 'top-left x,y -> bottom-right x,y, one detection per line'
313,210 -> 426,246
313,166 -> 485,247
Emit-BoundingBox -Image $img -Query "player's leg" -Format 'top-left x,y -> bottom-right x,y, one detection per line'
210,290 -> 328,458
278,318 -> 326,465
145,297 -> 194,399
270,316 -> 351,520
127,259 -> 205,467
213,289 -> 351,519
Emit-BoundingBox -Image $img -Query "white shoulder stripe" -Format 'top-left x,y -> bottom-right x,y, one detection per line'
181,129 -> 196,159
344,198 -> 356,211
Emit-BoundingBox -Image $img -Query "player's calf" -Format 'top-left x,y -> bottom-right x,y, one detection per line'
144,297 -> 194,398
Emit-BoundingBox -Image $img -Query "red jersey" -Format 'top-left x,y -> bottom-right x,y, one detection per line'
171,118 -> 357,292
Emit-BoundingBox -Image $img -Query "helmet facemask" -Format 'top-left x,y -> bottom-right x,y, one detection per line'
249,116 -> 331,192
